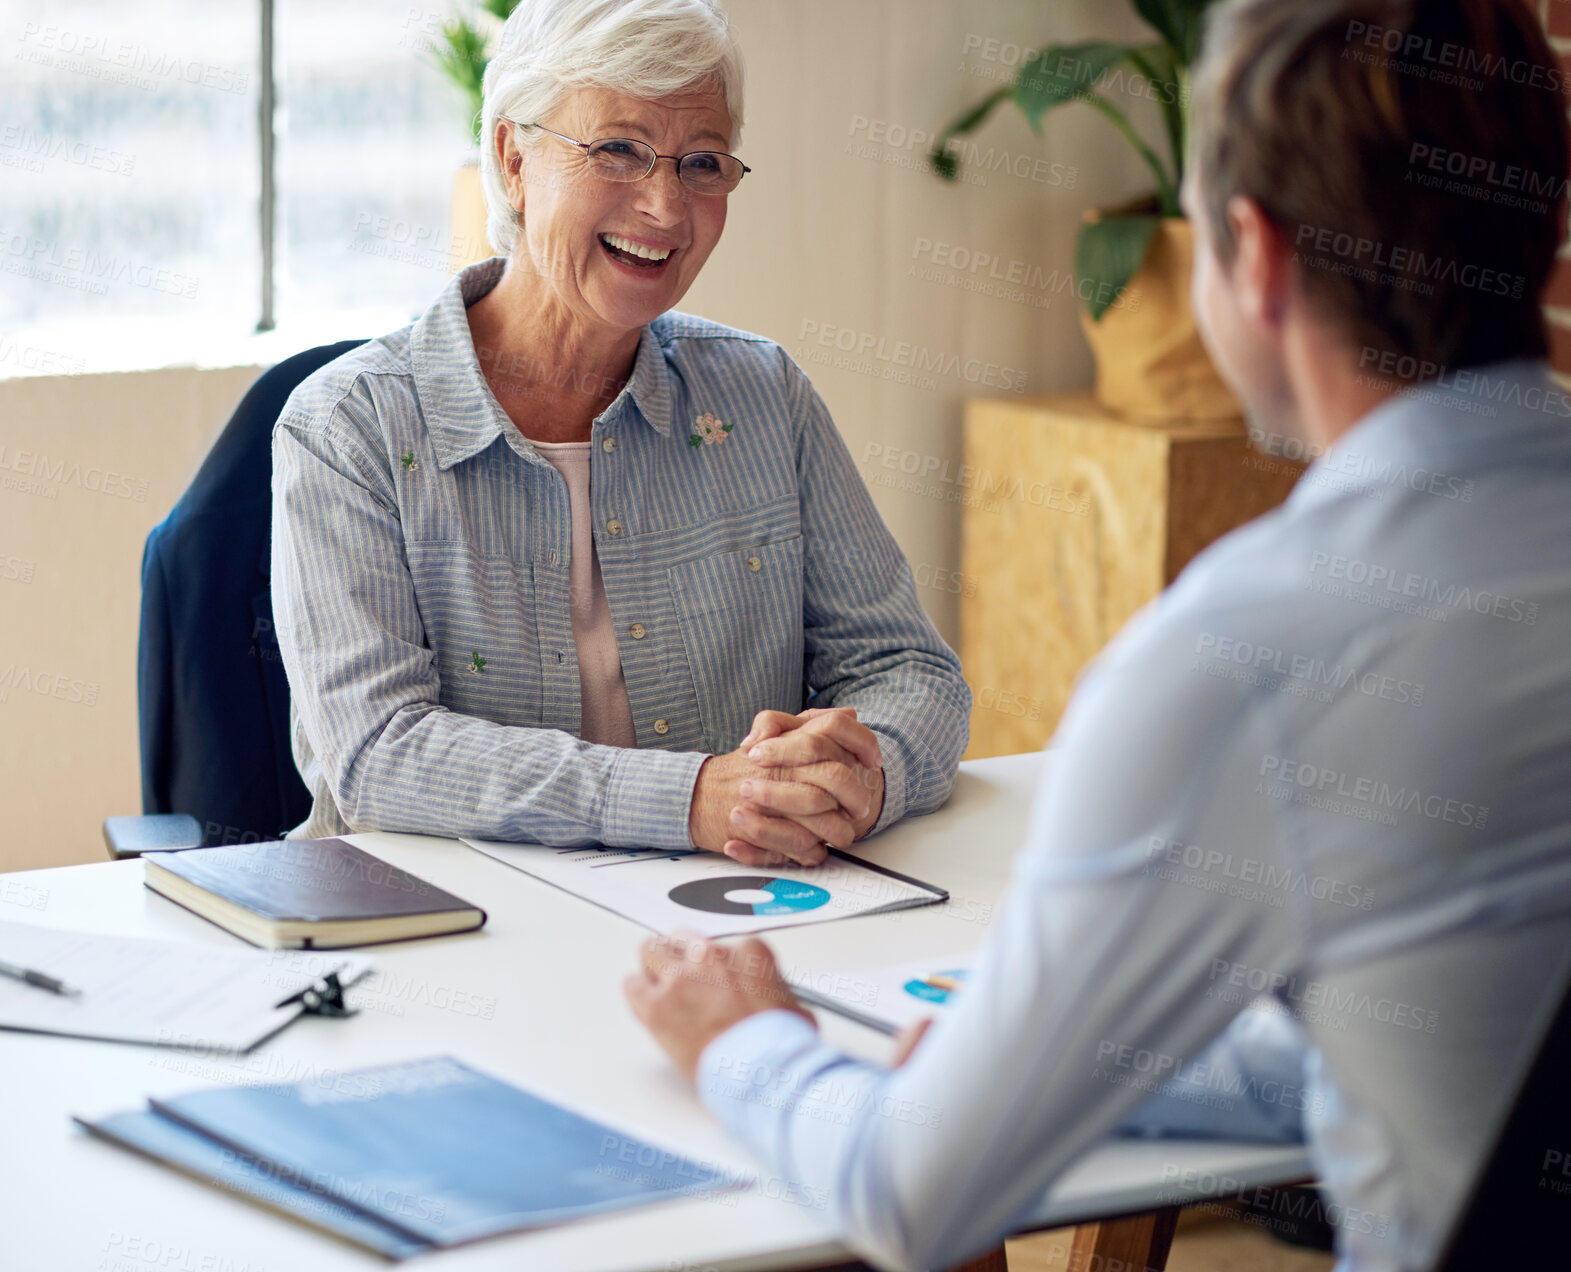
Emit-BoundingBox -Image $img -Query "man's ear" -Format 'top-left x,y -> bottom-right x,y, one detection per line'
1224,194 -> 1291,329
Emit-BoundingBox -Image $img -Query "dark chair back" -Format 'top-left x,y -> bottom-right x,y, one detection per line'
137,339 -> 368,845
1432,947 -> 1571,1268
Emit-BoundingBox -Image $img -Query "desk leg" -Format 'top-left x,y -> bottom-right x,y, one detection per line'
946,1246 -> 1008,1271
1067,1207 -> 1180,1272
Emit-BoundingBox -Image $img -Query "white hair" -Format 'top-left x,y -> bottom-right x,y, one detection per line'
478,0 -> 745,254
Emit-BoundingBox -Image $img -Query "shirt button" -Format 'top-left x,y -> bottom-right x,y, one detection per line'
601,436 -> 616,453
747,555 -> 762,572
629,622 -> 646,640
606,518 -> 622,536
653,718 -> 670,735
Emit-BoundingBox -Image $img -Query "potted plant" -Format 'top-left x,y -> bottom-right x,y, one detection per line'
930,0 -> 1238,420
429,0 -> 522,273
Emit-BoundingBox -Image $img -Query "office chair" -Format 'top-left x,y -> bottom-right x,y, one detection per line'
1431,945 -> 1571,1269
102,339 -> 369,859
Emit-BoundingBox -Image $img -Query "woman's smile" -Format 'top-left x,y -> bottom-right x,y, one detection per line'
598,230 -> 679,275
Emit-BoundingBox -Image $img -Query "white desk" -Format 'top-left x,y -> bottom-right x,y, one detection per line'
0,752 -> 1310,1271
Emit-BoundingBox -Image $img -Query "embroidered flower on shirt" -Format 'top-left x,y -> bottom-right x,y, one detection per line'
469,651 -> 486,674
688,412 -> 733,448
400,451 -> 418,470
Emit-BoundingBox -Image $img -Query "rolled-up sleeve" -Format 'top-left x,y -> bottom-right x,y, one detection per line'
271,396 -> 706,848
785,354 -> 972,833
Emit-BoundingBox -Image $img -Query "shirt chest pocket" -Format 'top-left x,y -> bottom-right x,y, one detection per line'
405,543 -> 544,726
668,535 -> 805,753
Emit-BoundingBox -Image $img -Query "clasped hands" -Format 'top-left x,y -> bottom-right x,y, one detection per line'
686,707 -> 885,867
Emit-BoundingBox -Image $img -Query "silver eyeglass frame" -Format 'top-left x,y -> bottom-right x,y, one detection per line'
519,122 -> 751,194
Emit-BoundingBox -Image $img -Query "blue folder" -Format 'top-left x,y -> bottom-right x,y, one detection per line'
77,1055 -> 741,1257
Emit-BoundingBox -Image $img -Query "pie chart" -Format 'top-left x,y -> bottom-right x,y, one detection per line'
668,875 -> 832,916
902,969 -> 970,1006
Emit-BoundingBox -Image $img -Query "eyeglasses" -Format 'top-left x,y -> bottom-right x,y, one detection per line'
521,123 -> 750,195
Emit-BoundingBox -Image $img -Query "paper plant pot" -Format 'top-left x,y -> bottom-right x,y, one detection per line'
1079,213 -> 1241,421
448,162 -> 493,275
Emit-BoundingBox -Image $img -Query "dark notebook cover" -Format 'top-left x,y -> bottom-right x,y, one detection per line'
144,838 -> 482,925
80,1056 -> 740,1255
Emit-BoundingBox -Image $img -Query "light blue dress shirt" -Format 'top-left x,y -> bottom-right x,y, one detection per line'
270,258 -> 970,846
698,361 -> 1571,1272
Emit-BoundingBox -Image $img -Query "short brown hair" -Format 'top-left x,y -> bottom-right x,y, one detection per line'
1190,0 -> 1569,372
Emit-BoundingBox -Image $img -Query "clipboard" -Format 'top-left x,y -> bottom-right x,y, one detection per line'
0,919 -> 373,1052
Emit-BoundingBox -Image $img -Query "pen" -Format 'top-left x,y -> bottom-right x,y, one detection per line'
0,958 -> 81,997
790,984 -> 900,1036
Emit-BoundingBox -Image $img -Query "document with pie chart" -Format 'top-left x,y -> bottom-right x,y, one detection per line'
460,841 -> 948,937
787,954 -> 980,1034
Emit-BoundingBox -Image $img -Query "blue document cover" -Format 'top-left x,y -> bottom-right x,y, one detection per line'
75,1109 -> 428,1258
81,1056 -> 740,1254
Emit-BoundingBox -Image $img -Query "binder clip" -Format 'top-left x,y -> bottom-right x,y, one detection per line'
278,970 -> 358,1018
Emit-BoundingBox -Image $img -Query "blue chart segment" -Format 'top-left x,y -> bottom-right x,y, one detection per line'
668,876 -> 832,917
902,969 -> 970,1006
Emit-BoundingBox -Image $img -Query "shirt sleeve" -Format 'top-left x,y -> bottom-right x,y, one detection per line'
783,352 -> 972,834
697,606 -> 1312,1271
1115,1000 -> 1311,1143
271,404 -> 705,848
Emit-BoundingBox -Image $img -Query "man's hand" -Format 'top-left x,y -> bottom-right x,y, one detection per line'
890,1016 -> 932,1067
624,932 -> 936,1084
624,933 -> 813,1082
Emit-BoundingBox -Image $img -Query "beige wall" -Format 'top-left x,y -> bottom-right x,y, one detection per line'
1,0 -> 1161,872
1,367 -> 262,871
681,0 -> 1154,634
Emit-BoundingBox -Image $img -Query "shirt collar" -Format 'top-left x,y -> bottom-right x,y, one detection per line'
1288,358 -> 1563,510
410,256 -> 675,471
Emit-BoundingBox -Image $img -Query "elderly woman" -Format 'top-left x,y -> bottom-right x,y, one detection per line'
271,0 -> 970,867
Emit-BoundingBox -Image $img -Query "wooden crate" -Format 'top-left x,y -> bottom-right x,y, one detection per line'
960,393 -> 1303,758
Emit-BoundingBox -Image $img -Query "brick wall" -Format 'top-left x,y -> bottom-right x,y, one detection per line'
1538,0 -> 1571,375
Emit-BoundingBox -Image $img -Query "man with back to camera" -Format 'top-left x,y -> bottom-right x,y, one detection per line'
621,0 -> 1571,1268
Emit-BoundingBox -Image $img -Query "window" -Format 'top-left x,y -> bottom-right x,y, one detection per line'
0,0 -> 484,364
276,1 -> 478,320
0,1 -> 259,331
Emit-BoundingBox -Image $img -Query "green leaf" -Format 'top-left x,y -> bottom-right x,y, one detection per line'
928,86 -> 1012,181
430,20 -> 490,143
1014,41 -> 1139,131
1125,41 -> 1185,184
948,85 -> 1015,136
1076,215 -> 1160,321
1131,0 -> 1216,67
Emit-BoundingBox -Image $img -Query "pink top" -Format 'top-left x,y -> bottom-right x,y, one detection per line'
529,440 -> 638,749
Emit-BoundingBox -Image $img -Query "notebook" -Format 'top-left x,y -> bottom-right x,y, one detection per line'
143,839 -> 486,949
76,1056 -> 742,1257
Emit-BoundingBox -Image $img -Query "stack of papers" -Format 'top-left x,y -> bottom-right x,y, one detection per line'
463,841 -> 947,937
0,919 -> 373,1051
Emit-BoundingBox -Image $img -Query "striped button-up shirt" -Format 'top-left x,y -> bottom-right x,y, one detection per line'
270,257 -> 971,848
